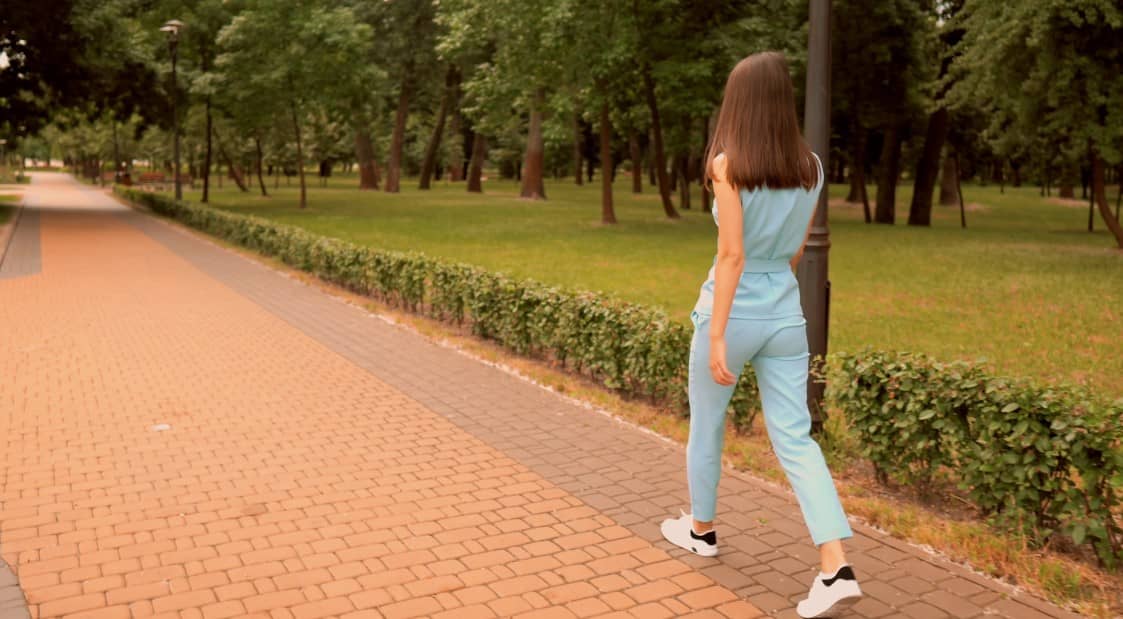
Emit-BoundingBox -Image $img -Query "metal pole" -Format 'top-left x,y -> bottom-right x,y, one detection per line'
797,0 -> 831,434
171,38 -> 182,201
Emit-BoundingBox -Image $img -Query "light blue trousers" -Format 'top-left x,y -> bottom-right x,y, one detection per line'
687,312 -> 852,546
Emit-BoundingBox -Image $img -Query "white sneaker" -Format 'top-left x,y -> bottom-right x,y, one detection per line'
660,510 -> 718,557
796,565 -> 862,618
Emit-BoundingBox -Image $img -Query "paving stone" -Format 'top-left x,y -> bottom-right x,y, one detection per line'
0,176 -> 760,619
900,600 -> 951,618
0,173 -> 1082,619
921,589 -> 983,618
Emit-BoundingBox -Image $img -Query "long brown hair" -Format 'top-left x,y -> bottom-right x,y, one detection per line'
705,52 -> 818,191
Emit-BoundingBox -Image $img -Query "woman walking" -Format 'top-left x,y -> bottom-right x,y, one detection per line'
659,52 -> 861,618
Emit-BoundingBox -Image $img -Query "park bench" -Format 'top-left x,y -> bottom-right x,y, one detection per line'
137,172 -> 167,190
135,172 -> 191,192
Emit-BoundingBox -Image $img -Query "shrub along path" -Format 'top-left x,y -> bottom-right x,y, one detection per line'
0,172 -> 1080,618
188,176 -> 1123,399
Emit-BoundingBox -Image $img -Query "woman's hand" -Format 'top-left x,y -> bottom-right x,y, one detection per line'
709,335 -> 737,386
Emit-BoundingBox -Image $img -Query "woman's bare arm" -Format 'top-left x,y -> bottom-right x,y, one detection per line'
708,155 -> 745,386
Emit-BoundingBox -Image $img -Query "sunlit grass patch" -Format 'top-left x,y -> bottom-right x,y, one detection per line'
173,174 -> 1122,398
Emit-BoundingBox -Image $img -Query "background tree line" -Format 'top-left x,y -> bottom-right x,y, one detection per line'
2,0 -> 1121,244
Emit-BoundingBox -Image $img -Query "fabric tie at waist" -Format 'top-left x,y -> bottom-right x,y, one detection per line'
743,259 -> 791,273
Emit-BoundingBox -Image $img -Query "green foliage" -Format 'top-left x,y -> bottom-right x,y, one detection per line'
830,351 -> 1123,567
831,0 -> 932,144
207,1 -> 377,144
115,185 -> 763,431
950,1 -> 1123,165
1,0 -> 163,139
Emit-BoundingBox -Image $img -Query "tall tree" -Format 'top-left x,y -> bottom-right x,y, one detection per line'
908,1 -> 964,226
439,0 -> 571,201
214,1 -> 373,208
352,0 -> 438,194
949,0 -> 1123,246
419,65 -> 460,189
1,0 -> 163,143
638,62 -> 677,218
628,0 -> 754,219
832,0 -> 929,225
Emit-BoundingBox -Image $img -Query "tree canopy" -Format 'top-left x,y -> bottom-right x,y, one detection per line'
5,0 -> 1121,242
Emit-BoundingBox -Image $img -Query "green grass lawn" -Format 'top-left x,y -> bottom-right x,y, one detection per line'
170,172 -> 1123,397
0,194 -> 20,224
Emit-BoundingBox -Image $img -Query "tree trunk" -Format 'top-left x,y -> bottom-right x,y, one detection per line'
599,102 -> 617,224
907,107 -> 948,226
467,132 -> 485,193
847,172 -> 862,202
212,127 -> 248,192
857,128 -> 875,222
847,157 -> 863,203
1012,163 -> 1022,187
111,121 -> 120,182
860,166 -> 872,223
420,66 -> 458,190
939,150 -> 958,205
956,154 -> 967,229
290,101 -> 307,209
641,64 -> 679,218
629,130 -> 642,194
1116,165 -> 1122,221
202,99 -> 213,202
847,119 -> 865,203
573,112 -> 583,186
700,116 -> 711,211
1088,187 -> 1095,232
253,133 -> 268,196
385,79 -> 411,193
678,157 -> 691,210
1060,182 -> 1075,199
677,148 -> 692,209
849,126 -> 871,223
355,128 -> 379,190
448,94 -> 464,182
875,124 -> 901,224
520,87 -> 547,200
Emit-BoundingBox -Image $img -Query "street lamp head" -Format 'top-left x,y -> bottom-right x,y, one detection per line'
160,19 -> 185,41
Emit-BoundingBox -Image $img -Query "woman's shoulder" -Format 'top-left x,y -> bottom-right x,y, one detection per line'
712,153 -> 728,184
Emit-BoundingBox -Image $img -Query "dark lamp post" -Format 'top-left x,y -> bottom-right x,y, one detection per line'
797,0 -> 831,434
161,19 -> 185,200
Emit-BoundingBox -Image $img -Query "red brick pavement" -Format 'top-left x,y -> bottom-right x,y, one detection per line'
0,174 -> 1083,619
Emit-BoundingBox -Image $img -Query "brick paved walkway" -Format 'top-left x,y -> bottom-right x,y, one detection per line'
0,174 -> 1081,619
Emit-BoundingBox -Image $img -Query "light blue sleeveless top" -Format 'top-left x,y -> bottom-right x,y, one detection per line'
692,153 -> 824,319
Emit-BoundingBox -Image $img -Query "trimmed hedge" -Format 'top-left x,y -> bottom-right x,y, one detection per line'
115,186 -> 763,430
118,187 -> 1123,567
830,351 -> 1123,567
